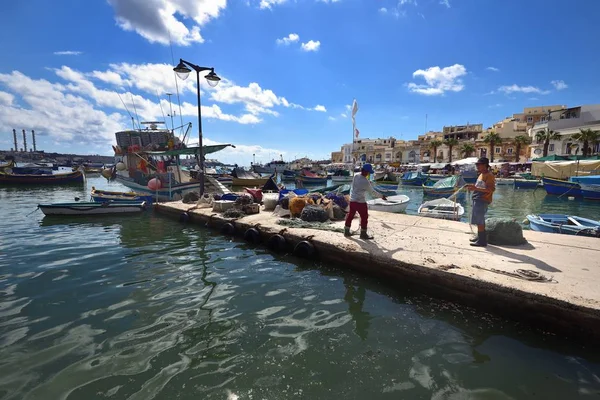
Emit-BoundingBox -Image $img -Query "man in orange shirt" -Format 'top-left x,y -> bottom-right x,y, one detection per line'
467,157 -> 495,247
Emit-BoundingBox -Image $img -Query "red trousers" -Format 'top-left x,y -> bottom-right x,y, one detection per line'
345,201 -> 368,229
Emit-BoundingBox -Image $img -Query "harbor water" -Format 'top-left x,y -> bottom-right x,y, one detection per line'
1,177 -> 600,399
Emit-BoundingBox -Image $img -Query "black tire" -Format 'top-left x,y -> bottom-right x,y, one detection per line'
267,234 -> 287,252
244,227 -> 261,244
293,240 -> 315,258
221,222 -> 235,235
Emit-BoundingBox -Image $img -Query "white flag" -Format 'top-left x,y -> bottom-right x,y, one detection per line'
351,99 -> 359,118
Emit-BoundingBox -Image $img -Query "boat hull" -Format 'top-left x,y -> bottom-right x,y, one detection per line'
580,184 -> 600,200
514,179 -> 539,189
418,199 -> 464,221
367,195 -> 410,213
542,177 -> 582,197
331,176 -> 353,183
0,170 -> 84,185
299,176 -> 328,185
115,175 -> 200,201
91,188 -> 154,203
231,177 -> 270,187
526,214 -> 600,236
39,201 -> 147,216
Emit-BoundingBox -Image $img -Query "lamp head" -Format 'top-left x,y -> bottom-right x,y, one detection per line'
205,71 -> 221,87
173,61 -> 191,80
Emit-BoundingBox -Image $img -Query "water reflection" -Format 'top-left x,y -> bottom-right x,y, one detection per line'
343,276 -> 371,341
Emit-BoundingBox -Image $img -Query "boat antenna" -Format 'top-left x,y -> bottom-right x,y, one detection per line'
127,84 -> 141,129
157,90 -> 168,130
117,92 -> 135,126
168,29 -> 186,139
165,93 -> 175,133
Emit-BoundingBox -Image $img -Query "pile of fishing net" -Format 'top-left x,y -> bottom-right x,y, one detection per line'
182,192 -> 200,204
277,218 -> 345,233
485,217 -> 528,245
223,208 -> 246,219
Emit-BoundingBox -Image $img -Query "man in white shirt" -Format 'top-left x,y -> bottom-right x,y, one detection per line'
344,163 -> 387,239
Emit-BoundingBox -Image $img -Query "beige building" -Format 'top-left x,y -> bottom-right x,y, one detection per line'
330,151 -> 343,163
512,105 -> 567,128
417,131 -> 443,162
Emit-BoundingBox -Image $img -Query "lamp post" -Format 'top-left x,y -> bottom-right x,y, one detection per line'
173,58 -> 221,195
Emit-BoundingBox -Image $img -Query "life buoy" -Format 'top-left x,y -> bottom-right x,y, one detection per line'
244,228 -> 260,244
294,241 -> 315,258
267,234 -> 286,252
221,222 -> 235,235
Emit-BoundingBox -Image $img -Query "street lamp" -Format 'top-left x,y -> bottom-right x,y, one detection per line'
173,58 -> 221,195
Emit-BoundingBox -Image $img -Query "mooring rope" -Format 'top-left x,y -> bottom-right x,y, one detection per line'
471,264 -> 556,283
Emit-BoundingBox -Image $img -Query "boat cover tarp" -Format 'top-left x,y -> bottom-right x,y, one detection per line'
532,160 -> 600,179
431,175 -> 460,188
429,163 -> 449,169
146,144 -> 234,157
401,171 -> 424,180
231,168 -> 262,179
451,157 -> 479,166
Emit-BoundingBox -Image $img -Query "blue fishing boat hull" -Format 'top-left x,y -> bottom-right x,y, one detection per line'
400,172 -> 428,186
542,177 -> 582,197
514,179 -> 539,189
581,184 -> 600,200
527,214 -> 600,237
300,176 -> 328,184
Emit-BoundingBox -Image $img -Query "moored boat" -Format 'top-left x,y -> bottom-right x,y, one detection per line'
331,169 -> 353,183
400,171 -> 428,186
91,187 -> 154,203
367,195 -> 410,213
231,168 -> 271,186
299,170 -> 328,185
513,179 -> 540,189
417,198 -> 465,221
580,184 -> 600,200
542,177 -> 582,197
422,175 -> 466,198
495,178 -> 514,186
526,214 -> 600,237
0,169 -> 84,185
39,201 -> 147,216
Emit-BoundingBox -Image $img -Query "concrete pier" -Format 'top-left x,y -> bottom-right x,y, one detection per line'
155,201 -> 600,340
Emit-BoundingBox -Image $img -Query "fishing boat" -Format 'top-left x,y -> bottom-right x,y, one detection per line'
0,169 -> 84,185
400,171 -> 429,186
91,187 -> 154,203
281,169 -> 298,182
231,168 -> 270,186
417,198 -> 465,221
422,175 -> 465,198
367,195 -> 410,213
39,201 -> 147,216
526,214 -> 600,237
580,184 -> 600,200
0,158 -> 15,171
112,122 -> 232,201
298,170 -> 328,185
513,179 -> 539,189
495,178 -> 514,186
541,177 -> 582,197
331,169 -> 353,183
373,170 -> 387,181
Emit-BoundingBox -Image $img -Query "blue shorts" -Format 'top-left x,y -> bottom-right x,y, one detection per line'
471,199 -> 489,225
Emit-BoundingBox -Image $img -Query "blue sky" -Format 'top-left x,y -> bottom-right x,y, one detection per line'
0,0 -> 599,166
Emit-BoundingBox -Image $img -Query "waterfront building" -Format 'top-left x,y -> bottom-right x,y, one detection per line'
418,131 -> 444,162
330,151 -> 343,163
527,104 -> 600,158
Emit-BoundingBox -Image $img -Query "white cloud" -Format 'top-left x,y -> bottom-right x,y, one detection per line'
378,7 -> 388,13
301,40 -> 321,52
91,70 -> 125,86
486,66 -> 499,72
440,0 -> 450,8
203,138 -> 287,166
276,33 -> 299,45
317,0 -> 341,3
399,0 -> 417,5
497,84 -> 550,95
551,80 -> 568,90
406,64 -> 467,96
259,0 -> 288,9
328,116 -> 336,121
106,0 -> 226,46
0,91 -> 14,106
54,51 -> 83,56
341,113 -> 347,118
345,104 -> 351,111
314,105 -> 327,112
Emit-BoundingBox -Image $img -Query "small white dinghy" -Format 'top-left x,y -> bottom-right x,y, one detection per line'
367,195 -> 410,213
418,198 -> 464,221
39,201 -> 147,216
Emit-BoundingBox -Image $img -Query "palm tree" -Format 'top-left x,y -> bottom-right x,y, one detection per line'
483,131 -> 502,162
513,135 -> 532,162
571,128 -> 599,157
429,140 -> 442,162
460,143 -> 475,158
443,138 -> 459,163
535,128 -> 561,157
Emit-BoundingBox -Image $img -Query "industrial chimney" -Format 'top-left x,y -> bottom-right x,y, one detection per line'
32,130 -> 37,152
12,129 -> 17,152
22,129 -> 27,152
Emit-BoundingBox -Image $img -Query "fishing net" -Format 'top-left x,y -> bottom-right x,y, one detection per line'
277,218 -> 344,233
332,204 -> 346,221
223,208 -> 246,219
485,218 -> 528,245
234,194 -> 254,207
182,192 -> 200,204
325,192 -> 349,209
301,205 -> 329,223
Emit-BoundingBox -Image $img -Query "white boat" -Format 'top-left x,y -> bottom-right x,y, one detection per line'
417,198 -> 464,221
367,195 -> 410,213
39,201 -> 147,216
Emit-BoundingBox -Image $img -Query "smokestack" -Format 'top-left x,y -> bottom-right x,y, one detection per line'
12,129 -> 17,152
22,129 -> 27,152
32,130 -> 37,152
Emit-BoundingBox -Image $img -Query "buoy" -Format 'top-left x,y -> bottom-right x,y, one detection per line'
179,212 -> 190,223
101,168 -> 113,179
221,222 -> 235,235
115,161 -> 126,171
293,240 -> 315,258
147,178 -> 162,191
267,234 -> 287,252
244,228 -> 261,244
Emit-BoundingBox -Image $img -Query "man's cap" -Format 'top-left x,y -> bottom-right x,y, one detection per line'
361,163 -> 375,174
476,157 -> 490,166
